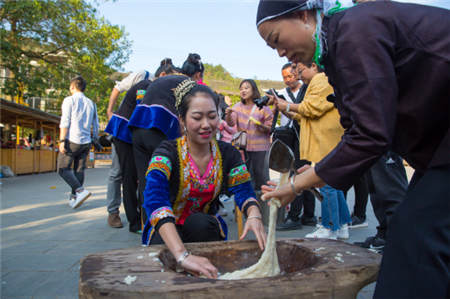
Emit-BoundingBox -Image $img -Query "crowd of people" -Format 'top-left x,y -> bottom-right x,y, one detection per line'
55,0 -> 449,296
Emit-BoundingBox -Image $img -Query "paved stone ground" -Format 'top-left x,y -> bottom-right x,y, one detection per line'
1,165 -> 413,298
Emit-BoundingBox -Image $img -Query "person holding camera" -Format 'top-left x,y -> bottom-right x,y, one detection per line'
271,62 -> 351,240
225,79 -> 273,192
58,75 -> 99,209
275,62 -> 317,231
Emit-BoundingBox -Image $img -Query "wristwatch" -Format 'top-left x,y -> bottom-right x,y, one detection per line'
59,139 -> 66,143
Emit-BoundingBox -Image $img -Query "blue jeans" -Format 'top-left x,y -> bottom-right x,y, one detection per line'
320,185 -> 351,231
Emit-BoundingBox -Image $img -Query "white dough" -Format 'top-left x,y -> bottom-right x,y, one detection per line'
220,173 -> 289,280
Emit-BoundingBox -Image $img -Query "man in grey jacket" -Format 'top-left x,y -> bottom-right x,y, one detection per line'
58,75 -> 99,209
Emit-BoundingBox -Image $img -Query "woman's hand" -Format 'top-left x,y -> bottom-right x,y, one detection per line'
261,181 -> 296,207
239,206 -> 266,250
225,107 -> 235,127
181,254 -> 218,279
261,166 -> 325,206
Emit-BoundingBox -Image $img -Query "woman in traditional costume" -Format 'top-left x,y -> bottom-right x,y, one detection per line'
257,0 -> 450,297
128,75 -> 188,226
142,79 -> 266,279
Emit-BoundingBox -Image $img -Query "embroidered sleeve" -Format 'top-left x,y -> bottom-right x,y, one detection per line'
143,162 -> 175,229
229,181 -> 260,216
150,207 -> 175,227
146,155 -> 172,180
228,164 -> 251,187
224,142 -> 260,215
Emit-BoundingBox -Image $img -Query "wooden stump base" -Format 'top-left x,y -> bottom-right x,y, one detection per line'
79,239 -> 381,299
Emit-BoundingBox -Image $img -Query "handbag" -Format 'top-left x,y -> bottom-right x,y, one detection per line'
231,104 -> 257,151
231,131 -> 247,150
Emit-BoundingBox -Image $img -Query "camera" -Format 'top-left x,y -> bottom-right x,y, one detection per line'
253,95 -> 270,109
253,89 -> 285,109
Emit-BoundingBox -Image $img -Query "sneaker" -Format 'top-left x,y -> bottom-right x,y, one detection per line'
337,224 -> 349,239
305,226 -> 338,240
71,188 -> 91,209
300,215 -> 318,226
68,194 -> 76,207
354,235 -> 386,253
276,218 -> 302,231
108,212 -> 124,228
349,215 -> 368,229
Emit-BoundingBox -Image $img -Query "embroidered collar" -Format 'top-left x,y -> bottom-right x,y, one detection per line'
172,135 -> 223,219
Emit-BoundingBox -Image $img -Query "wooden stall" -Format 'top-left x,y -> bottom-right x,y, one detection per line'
0,98 -> 60,175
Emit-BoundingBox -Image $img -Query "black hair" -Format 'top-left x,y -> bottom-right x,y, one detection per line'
154,58 -> 179,77
181,53 -> 204,78
305,62 -> 324,73
178,84 -> 218,120
216,93 -> 229,120
70,75 -> 86,92
239,79 -> 261,103
282,62 -> 292,71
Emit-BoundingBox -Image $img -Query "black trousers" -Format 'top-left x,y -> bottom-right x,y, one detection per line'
374,165 -> 450,299
246,151 -> 270,192
113,138 -> 140,231
150,213 -> 225,245
57,142 -> 90,195
367,152 -> 408,238
351,172 -> 369,219
288,139 -> 315,220
131,127 -> 167,225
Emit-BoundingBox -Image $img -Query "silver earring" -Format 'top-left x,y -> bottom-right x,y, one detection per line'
184,126 -> 187,135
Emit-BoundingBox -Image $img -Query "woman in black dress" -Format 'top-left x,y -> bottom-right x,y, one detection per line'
257,1 -> 450,297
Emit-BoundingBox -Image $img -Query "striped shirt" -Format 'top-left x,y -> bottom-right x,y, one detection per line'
231,102 -> 273,152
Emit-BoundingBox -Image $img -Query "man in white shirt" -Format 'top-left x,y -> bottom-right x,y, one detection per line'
277,63 -> 303,127
275,63 -> 317,230
58,76 -> 99,209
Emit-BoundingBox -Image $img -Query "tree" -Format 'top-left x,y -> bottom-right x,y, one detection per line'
0,0 -> 131,120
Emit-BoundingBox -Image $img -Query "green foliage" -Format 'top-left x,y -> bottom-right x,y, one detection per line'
0,0 -> 131,122
203,63 -> 285,105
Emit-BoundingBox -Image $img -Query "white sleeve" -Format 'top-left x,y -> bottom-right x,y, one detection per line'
59,97 -> 71,128
114,70 -> 148,92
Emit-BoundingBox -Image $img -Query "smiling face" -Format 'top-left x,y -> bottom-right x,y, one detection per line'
181,93 -> 219,146
282,66 -> 300,90
297,63 -> 318,84
239,81 -> 255,103
258,11 -> 316,65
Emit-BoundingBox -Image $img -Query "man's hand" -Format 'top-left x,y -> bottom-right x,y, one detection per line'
276,98 -> 289,112
59,142 -> 66,154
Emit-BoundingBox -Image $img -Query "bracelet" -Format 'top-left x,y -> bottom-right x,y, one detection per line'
176,251 -> 190,265
247,215 -> 262,220
290,175 -> 303,196
286,103 -> 290,113
59,139 -> 66,143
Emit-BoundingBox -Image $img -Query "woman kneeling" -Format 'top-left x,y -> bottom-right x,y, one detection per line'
142,79 -> 266,279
